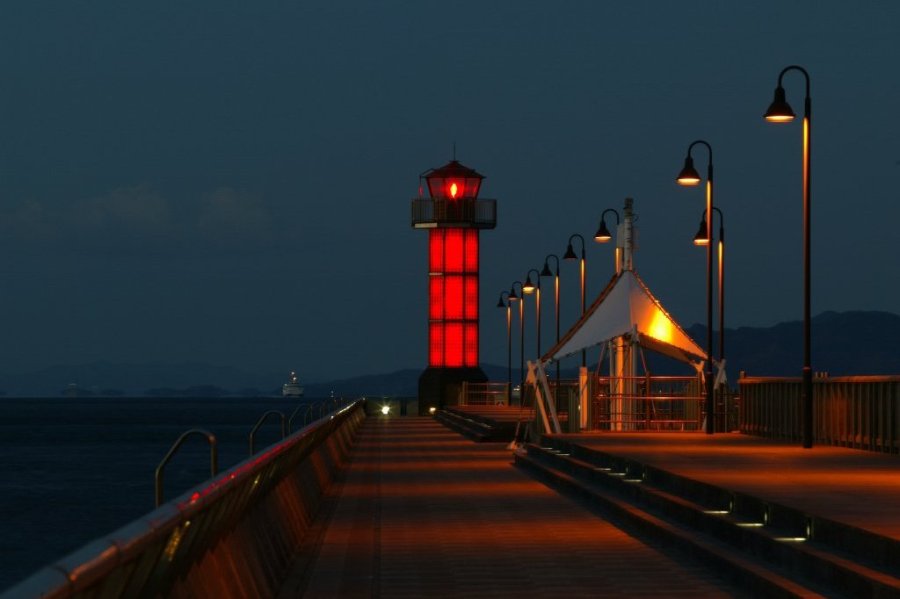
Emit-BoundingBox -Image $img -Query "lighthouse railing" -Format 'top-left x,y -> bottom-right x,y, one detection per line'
411,198 -> 497,229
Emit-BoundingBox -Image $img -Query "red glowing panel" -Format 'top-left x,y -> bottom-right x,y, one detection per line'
429,276 -> 443,319
465,323 -> 478,366
464,275 -> 478,319
429,323 -> 444,366
445,229 -> 464,272
429,230 -> 444,273
464,230 -> 479,272
444,275 -> 464,319
444,322 -> 464,367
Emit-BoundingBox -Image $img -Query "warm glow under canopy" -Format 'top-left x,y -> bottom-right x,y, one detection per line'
543,270 -> 706,365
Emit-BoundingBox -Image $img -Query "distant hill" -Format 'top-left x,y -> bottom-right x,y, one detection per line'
685,310 -> 900,377
1,311 -> 898,397
0,362 -> 285,397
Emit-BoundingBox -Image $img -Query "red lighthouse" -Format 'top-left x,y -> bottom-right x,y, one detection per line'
411,159 -> 497,414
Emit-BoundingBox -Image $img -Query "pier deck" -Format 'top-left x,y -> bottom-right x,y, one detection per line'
279,417 -> 744,597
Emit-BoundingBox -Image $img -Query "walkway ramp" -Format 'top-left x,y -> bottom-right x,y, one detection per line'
280,417 -> 744,597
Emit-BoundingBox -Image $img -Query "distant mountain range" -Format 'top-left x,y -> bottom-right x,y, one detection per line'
1,311 -> 897,397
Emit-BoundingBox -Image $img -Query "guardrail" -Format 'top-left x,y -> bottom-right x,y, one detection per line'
591,375 -> 704,431
5,400 -> 366,598
739,375 -> 900,452
410,198 -> 497,229
460,381 -> 509,406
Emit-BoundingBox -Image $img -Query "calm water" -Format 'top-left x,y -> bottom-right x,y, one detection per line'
0,396 -> 329,590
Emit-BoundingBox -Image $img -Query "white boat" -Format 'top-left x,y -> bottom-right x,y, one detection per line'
282,371 -> 304,397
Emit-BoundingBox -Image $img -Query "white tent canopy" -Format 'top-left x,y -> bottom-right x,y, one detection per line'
543,270 -> 706,366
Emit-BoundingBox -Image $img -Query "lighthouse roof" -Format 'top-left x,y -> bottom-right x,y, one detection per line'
421,160 -> 485,181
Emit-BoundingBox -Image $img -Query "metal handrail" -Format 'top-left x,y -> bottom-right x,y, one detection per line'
155,429 -> 218,507
9,401 -> 365,599
287,403 -> 306,433
249,410 -> 286,456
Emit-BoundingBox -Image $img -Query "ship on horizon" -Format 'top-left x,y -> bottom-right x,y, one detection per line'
282,371 -> 304,397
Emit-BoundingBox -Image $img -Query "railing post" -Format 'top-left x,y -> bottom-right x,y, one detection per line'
249,411 -> 286,456
155,429 -> 218,507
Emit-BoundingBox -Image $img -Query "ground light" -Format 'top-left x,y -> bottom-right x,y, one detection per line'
381,405 -> 391,416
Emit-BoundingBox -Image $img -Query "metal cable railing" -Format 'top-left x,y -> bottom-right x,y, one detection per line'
6,400 -> 366,598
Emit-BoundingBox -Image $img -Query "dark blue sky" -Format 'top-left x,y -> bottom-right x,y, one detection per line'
1,2 -> 898,381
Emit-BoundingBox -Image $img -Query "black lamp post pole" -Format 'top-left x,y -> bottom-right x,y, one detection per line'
541,254 -> 561,397
678,140 -> 715,434
565,234 -> 587,368
524,269 -> 542,359
497,291 -> 512,404
765,65 -> 813,448
695,207 -> 726,369
511,281 -> 525,403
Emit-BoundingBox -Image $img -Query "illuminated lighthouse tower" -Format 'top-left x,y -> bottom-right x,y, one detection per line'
411,159 -> 497,414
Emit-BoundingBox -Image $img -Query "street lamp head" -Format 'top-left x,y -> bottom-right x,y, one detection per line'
563,243 -> 577,261
594,219 -> 612,243
676,155 -> 702,186
764,85 -> 796,123
496,292 -> 507,308
508,286 -> 519,301
523,274 -> 536,294
693,219 -> 709,246
540,261 -> 553,277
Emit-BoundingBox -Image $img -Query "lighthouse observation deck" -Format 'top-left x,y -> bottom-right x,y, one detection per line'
411,197 -> 496,229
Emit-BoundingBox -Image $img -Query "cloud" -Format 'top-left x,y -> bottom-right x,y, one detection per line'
1,185 -> 274,253
197,187 -> 272,242
73,185 -> 173,234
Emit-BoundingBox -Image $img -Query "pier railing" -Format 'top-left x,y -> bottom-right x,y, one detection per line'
7,400 -> 366,598
460,381 -> 510,406
739,375 -> 900,452
590,375 -> 704,431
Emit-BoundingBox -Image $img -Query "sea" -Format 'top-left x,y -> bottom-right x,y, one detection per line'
0,395 -> 331,591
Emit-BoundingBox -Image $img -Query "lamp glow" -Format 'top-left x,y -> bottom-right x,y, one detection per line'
676,155 -> 702,186
594,220 -> 612,243
522,275 -> 535,294
381,405 -> 391,415
693,219 -> 709,245
764,85 -> 796,122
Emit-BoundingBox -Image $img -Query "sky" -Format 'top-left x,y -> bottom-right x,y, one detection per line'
0,2 -> 898,381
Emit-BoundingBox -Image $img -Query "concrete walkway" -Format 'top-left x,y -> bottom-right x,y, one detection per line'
282,417 -> 745,598
562,432 -> 900,540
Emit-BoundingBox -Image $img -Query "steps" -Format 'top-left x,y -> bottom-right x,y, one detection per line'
434,407 -> 526,442
516,438 -> 900,598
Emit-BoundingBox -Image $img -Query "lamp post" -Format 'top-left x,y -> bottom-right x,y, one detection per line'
692,207 -> 726,371
540,254 -> 561,396
764,65 -> 813,448
563,234 -> 587,367
523,269 -> 542,360
496,291 -> 512,405
509,280 -> 525,403
594,208 -> 621,273
676,140 -> 715,435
